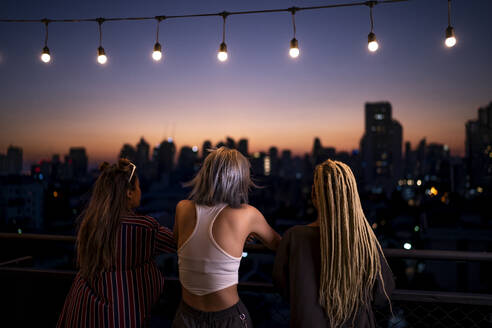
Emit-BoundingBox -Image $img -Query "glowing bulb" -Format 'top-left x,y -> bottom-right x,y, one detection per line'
403,243 -> 412,250
97,46 -> 107,65
218,42 -> 228,62
367,32 -> 379,52
445,26 -> 456,48
152,42 -> 162,61
41,47 -> 51,63
289,38 -> 299,58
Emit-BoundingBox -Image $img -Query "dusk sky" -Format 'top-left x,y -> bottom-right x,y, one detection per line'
1,0 -> 491,166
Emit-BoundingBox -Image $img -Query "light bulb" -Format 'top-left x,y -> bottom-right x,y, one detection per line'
289,38 -> 299,58
97,46 -> 107,64
41,46 -> 51,63
445,26 -> 457,48
218,42 -> 228,62
367,32 -> 379,52
152,42 -> 162,61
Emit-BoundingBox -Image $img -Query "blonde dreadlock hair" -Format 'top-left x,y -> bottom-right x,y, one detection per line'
314,160 -> 391,327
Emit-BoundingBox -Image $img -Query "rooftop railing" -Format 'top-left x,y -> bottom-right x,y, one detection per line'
1,232 -> 491,327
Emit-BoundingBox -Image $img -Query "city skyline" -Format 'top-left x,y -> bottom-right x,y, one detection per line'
1,0 -> 491,165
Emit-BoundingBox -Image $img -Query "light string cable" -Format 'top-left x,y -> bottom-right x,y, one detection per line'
0,0 -> 407,24
289,7 -> 300,58
40,19 -> 51,62
367,1 -> 379,52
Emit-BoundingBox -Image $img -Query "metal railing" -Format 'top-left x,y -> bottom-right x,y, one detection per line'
1,233 -> 492,327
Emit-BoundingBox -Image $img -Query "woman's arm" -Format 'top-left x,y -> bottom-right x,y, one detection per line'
154,225 -> 177,254
248,206 -> 281,251
272,230 -> 291,300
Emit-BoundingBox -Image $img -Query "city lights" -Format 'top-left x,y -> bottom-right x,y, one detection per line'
403,242 -> 412,250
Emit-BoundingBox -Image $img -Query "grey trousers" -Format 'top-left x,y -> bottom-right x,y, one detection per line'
172,300 -> 253,328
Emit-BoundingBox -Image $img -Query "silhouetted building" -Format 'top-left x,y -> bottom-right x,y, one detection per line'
312,138 -> 336,165
202,140 -> 212,160
68,147 -> 88,178
360,102 -> 402,193
226,137 -> 236,150
136,137 -> 150,167
269,147 -> 279,176
155,138 -> 176,175
465,102 -> 492,191
178,146 -> 198,174
238,139 -> 248,157
119,144 -> 136,162
5,145 -> 23,175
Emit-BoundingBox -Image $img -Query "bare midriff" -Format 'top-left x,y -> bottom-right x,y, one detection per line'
181,284 -> 240,312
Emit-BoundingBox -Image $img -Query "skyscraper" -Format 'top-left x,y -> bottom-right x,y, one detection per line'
360,102 -> 402,193
136,137 -> 150,168
68,147 -> 88,178
119,144 -> 136,162
7,145 -> 23,175
238,139 -> 248,157
155,138 -> 176,175
465,102 -> 492,190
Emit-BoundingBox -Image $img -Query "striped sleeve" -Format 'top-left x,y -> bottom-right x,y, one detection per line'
154,225 -> 176,255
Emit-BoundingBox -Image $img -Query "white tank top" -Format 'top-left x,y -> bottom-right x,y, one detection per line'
178,203 -> 242,296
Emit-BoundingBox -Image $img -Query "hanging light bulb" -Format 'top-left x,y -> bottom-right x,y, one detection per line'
217,12 -> 229,62
366,2 -> 379,52
218,42 -> 228,61
41,46 -> 51,63
289,39 -> 299,58
368,32 -> 379,52
152,17 -> 164,61
97,46 -> 107,64
96,18 -> 108,65
40,20 -> 51,63
445,0 -> 457,48
289,8 -> 300,58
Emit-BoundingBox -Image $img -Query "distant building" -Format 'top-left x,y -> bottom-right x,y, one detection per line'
360,102 -> 402,193
312,138 -> 336,166
136,137 -> 150,167
226,137 -> 236,150
465,102 -> 492,191
238,139 -> 248,157
119,144 -> 136,162
178,146 -> 198,174
202,140 -> 212,160
68,147 -> 88,178
0,176 -> 44,230
6,145 -> 23,175
155,139 -> 176,175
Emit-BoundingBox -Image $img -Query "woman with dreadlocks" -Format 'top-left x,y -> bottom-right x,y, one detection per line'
273,159 -> 394,327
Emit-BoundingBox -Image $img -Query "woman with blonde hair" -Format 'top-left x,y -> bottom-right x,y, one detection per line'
273,159 -> 394,327
173,147 -> 281,327
58,159 -> 176,327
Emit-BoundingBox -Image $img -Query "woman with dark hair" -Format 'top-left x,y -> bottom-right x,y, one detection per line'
57,159 -> 176,328
172,147 -> 281,328
273,160 -> 394,328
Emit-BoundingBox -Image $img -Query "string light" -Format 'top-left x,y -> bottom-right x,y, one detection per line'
217,12 -> 228,62
152,16 -> 164,61
289,8 -> 299,59
445,0 -> 457,48
367,1 -> 379,52
97,18 -> 107,65
40,19 -> 51,63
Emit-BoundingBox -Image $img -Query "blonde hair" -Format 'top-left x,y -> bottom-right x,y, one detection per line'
314,160 -> 391,327
187,147 -> 254,208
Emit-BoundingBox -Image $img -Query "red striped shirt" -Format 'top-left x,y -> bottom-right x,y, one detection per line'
57,215 -> 176,328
